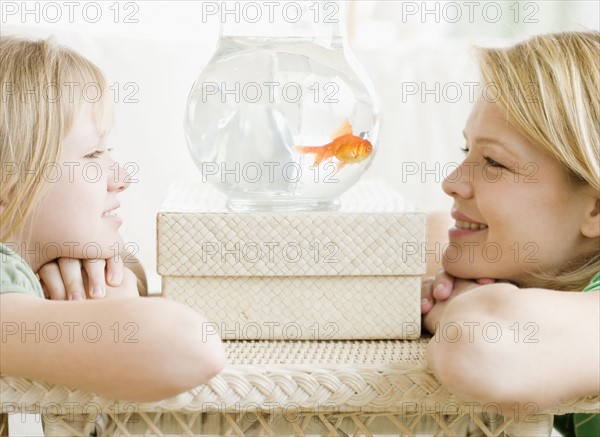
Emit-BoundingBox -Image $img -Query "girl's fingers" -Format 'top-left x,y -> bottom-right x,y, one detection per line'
57,258 -> 86,301
38,261 -> 67,300
41,282 -> 49,299
105,254 -> 123,287
421,277 -> 435,314
82,259 -> 107,299
432,270 -> 455,301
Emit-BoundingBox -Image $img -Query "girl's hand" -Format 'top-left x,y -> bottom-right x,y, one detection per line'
106,266 -> 142,298
421,270 -> 496,333
39,256 -> 123,300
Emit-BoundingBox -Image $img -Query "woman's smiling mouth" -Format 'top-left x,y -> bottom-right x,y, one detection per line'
450,210 -> 488,237
455,220 -> 488,230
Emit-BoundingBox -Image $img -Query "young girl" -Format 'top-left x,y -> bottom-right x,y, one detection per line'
0,36 -> 226,402
421,32 -> 599,436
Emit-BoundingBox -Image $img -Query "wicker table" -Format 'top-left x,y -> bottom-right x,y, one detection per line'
1,339 -> 598,436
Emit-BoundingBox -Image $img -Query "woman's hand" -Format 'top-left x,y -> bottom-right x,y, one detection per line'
39,256 -> 123,300
421,270 -> 495,333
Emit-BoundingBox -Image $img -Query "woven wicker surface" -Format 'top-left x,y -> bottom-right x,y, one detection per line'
157,181 -> 426,277
163,276 -> 421,340
96,410 -> 505,436
2,339 -> 598,436
2,340 -> 598,416
224,338 -> 429,365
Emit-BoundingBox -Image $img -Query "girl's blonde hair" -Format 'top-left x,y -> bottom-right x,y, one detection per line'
0,36 -> 112,242
476,31 -> 600,291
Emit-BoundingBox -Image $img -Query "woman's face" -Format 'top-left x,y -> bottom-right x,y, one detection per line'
26,103 -> 130,273
442,97 -> 598,286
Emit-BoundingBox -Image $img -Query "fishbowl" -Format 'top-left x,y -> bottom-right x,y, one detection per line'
184,0 -> 380,211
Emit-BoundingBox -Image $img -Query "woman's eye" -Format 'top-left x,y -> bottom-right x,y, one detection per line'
484,156 -> 505,169
459,146 -> 469,154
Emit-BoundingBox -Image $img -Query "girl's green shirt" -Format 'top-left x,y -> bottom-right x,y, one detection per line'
0,243 -> 44,298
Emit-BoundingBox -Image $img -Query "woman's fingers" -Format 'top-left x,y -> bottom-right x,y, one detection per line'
432,269 -> 455,301
105,254 -> 123,287
82,259 -> 107,299
57,258 -> 86,301
38,261 -> 67,300
421,277 -> 435,314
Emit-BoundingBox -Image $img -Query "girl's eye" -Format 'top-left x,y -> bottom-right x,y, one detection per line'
484,156 -> 506,169
84,148 -> 113,159
459,146 -> 469,154
84,150 -> 104,159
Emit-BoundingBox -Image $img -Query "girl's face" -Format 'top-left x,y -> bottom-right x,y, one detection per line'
442,97 -> 598,286
27,103 -> 129,273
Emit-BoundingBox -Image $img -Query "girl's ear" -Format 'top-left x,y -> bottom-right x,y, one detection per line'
0,186 -> 14,214
581,197 -> 600,239
0,199 -> 7,216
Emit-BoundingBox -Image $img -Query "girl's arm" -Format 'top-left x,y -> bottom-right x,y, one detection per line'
426,284 -> 600,414
0,293 -> 227,402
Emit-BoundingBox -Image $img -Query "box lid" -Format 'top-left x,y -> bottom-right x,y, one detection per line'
157,180 -> 426,277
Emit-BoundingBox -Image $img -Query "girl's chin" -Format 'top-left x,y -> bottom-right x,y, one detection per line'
78,237 -> 124,259
106,237 -> 125,258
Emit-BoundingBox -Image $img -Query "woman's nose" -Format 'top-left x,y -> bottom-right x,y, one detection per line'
108,162 -> 131,192
442,160 -> 474,199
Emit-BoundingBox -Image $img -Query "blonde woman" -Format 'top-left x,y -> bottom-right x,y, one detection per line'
421,32 -> 599,436
0,36 -> 226,402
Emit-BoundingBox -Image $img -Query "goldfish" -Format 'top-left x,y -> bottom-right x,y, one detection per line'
293,119 -> 373,170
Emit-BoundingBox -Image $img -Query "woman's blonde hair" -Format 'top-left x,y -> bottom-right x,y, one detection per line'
476,31 -> 600,291
0,36 -> 112,242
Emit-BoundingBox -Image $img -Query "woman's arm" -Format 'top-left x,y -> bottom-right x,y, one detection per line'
427,284 -> 600,414
0,293 -> 227,402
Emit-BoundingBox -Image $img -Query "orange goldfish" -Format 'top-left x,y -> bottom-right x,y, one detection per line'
293,119 -> 373,170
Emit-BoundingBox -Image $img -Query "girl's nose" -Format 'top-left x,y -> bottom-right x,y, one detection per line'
108,162 -> 130,192
442,160 -> 475,199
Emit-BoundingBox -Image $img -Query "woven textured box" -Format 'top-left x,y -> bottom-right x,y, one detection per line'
157,181 -> 426,339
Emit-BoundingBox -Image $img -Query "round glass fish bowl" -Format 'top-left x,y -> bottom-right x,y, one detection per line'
184,0 -> 380,211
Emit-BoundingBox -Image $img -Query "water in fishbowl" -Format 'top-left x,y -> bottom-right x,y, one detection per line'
184,36 -> 380,211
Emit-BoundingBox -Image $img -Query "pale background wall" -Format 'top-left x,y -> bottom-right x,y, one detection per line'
2,1 -> 598,294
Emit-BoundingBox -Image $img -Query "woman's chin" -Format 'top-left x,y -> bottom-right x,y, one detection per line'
442,260 -> 488,279
442,259 -> 465,277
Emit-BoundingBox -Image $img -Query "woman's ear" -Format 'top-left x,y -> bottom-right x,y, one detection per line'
581,197 -> 600,238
